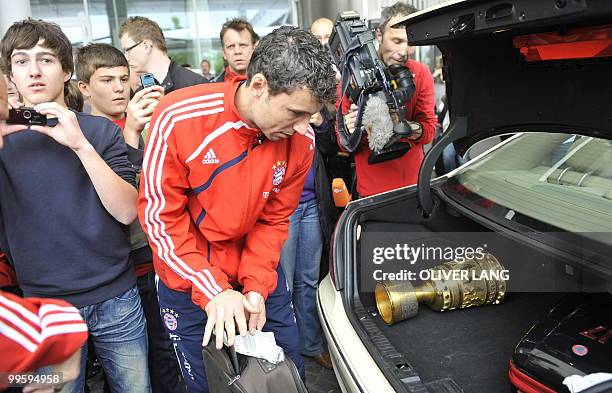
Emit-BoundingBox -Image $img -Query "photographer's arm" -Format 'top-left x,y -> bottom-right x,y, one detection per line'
343,105 -> 358,136
334,82 -> 353,152
31,103 -> 137,225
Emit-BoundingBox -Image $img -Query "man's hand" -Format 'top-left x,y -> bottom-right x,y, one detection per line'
0,74 -> 28,148
124,85 -> 164,147
203,289 -> 259,350
310,111 -> 324,127
244,291 -> 266,334
2,74 -> 23,111
343,104 -> 358,134
30,103 -> 89,152
406,121 -> 423,141
22,348 -> 82,393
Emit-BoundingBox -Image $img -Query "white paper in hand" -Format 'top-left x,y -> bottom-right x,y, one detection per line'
226,331 -> 285,364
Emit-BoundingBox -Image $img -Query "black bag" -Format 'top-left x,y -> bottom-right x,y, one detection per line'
510,294 -> 612,393
202,341 -> 308,393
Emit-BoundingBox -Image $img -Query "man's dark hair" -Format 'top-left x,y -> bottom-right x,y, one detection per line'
120,16 -> 167,53
379,2 -> 418,34
75,43 -> 128,83
1,19 -> 73,78
201,59 -> 210,66
246,26 -> 336,103
220,18 -> 258,46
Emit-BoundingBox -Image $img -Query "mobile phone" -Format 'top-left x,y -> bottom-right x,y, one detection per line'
7,107 -> 48,126
139,73 -> 156,88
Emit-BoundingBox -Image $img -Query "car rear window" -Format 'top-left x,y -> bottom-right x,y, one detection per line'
447,133 -> 612,243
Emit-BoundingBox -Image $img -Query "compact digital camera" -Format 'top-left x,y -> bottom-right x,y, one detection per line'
7,108 -> 48,126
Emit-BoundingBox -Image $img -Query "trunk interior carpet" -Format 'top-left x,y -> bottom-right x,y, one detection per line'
367,292 -> 567,393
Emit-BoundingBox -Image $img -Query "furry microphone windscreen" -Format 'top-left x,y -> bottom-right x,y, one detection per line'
363,95 -> 394,152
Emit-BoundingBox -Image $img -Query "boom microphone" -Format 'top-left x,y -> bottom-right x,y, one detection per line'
362,95 -> 394,152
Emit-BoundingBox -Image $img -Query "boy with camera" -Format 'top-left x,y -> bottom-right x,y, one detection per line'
0,19 -> 150,392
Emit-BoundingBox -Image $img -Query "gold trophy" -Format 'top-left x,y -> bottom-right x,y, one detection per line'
375,252 -> 507,325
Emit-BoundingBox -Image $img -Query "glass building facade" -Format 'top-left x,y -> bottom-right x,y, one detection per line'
28,0 -> 444,79
30,0 -> 295,77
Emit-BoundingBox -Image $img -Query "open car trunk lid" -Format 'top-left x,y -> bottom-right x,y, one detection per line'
394,0 -> 612,215
397,0 -> 612,144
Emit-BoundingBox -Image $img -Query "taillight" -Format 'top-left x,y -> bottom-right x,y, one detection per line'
513,24 -> 612,61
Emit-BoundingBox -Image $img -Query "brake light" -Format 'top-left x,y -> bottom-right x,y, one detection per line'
513,24 -> 612,61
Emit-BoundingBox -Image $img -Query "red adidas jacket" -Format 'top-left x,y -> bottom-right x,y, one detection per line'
339,59 -> 438,196
0,291 -> 88,373
138,78 -> 314,310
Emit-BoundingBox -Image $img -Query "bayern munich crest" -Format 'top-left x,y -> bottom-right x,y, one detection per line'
162,308 -> 179,331
272,161 -> 287,186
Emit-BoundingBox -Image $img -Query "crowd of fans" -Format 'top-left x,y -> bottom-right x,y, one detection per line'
0,2 -> 436,392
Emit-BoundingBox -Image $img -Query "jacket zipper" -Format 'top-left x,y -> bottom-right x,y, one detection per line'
243,132 -> 265,231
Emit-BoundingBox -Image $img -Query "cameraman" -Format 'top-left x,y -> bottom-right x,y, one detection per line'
341,2 -> 437,197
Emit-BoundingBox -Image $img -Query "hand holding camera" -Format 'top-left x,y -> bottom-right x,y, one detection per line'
344,102 -> 422,140
7,93 -> 23,112
28,102 -> 90,152
343,104 -> 358,135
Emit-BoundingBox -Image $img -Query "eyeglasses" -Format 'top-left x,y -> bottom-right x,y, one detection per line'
123,41 -> 143,54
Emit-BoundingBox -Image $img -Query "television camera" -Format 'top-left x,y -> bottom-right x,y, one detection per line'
329,11 -> 420,164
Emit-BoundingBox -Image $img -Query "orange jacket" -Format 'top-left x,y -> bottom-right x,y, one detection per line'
138,78 -> 314,310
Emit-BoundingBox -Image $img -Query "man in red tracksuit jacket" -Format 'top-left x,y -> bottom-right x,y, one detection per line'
138,26 -> 336,393
340,2 -> 438,197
